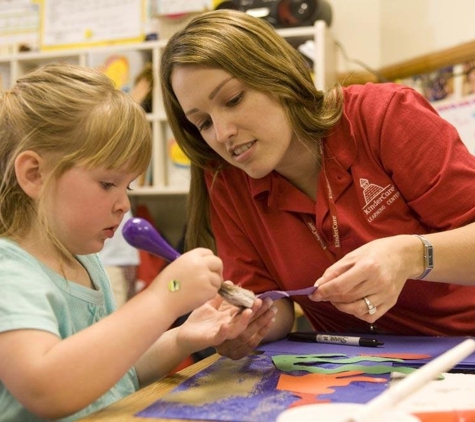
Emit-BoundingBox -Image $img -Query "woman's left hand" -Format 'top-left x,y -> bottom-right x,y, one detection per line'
309,234 -> 422,323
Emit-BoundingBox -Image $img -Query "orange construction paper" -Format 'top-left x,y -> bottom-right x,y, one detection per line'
286,392 -> 330,408
414,409 -> 475,422
360,353 -> 431,360
276,370 -> 387,396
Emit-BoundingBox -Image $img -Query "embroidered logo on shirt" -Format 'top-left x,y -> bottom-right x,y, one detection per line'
360,178 -> 400,222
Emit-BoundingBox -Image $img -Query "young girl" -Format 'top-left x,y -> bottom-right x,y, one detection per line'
0,63 -> 255,421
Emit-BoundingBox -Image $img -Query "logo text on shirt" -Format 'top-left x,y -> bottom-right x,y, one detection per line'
360,178 -> 400,222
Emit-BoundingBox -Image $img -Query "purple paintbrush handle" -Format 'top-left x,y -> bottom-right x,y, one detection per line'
122,217 -> 181,262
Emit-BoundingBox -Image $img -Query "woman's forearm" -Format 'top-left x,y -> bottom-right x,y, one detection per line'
420,222 -> 475,285
263,299 -> 295,343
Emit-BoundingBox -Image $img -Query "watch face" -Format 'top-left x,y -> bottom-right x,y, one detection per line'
414,235 -> 434,279
427,245 -> 434,267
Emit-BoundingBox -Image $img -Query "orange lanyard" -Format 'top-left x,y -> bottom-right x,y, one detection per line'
301,141 -> 342,263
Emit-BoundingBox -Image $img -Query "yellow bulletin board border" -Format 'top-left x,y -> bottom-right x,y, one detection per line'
38,0 -> 146,51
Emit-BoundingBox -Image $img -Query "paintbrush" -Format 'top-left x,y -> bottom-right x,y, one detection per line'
122,217 -> 256,308
347,338 -> 475,422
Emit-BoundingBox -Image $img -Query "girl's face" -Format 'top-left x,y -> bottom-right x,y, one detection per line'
49,164 -> 137,256
171,66 -> 300,179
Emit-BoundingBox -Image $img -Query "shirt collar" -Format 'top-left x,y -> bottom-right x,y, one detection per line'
323,105 -> 357,171
248,107 -> 357,210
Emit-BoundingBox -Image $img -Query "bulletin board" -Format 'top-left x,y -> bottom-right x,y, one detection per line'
39,0 -> 145,50
156,0 -> 208,16
434,94 -> 475,155
0,0 -> 40,51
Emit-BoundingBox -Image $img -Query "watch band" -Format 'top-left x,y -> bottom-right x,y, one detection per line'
413,234 -> 434,279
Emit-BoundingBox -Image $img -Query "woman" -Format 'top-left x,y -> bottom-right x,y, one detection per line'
160,9 -> 475,359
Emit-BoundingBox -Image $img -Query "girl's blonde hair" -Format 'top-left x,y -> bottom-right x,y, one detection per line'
0,63 -> 152,262
160,9 -> 343,251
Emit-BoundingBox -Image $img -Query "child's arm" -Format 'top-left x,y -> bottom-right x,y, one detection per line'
134,295 -> 255,386
0,248 -> 222,419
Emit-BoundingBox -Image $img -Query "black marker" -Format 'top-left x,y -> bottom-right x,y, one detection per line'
287,332 -> 384,348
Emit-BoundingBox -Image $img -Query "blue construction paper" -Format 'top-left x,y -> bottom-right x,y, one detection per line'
320,379 -> 389,403
258,335 -> 475,370
136,336 -> 475,420
136,354 -> 297,421
136,353 -> 389,421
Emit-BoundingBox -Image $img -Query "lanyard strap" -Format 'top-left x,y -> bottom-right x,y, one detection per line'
301,141 -> 342,262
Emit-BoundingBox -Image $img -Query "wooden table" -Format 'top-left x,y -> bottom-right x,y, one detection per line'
78,354 -> 221,422
77,338 -> 475,422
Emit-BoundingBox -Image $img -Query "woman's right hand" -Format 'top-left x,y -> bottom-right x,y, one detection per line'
214,297 -> 278,360
150,248 -> 223,316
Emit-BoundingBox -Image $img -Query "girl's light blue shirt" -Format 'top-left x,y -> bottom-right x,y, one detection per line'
0,239 -> 139,421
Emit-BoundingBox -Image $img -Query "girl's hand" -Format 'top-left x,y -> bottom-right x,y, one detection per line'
214,297 -> 277,360
310,235 -> 421,323
150,248 -> 223,316
176,294 -> 254,353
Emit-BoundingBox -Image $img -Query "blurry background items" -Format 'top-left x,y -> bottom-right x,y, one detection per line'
167,138 -> 191,190
0,0 -> 40,54
213,0 -> 332,28
130,62 -> 153,113
98,55 -> 131,91
155,0 -> 209,16
98,210 -> 141,307
462,61 -> 475,96
40,0 -> 144,50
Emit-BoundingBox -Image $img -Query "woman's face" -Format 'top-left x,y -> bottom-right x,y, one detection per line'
171,66 -> 298,179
